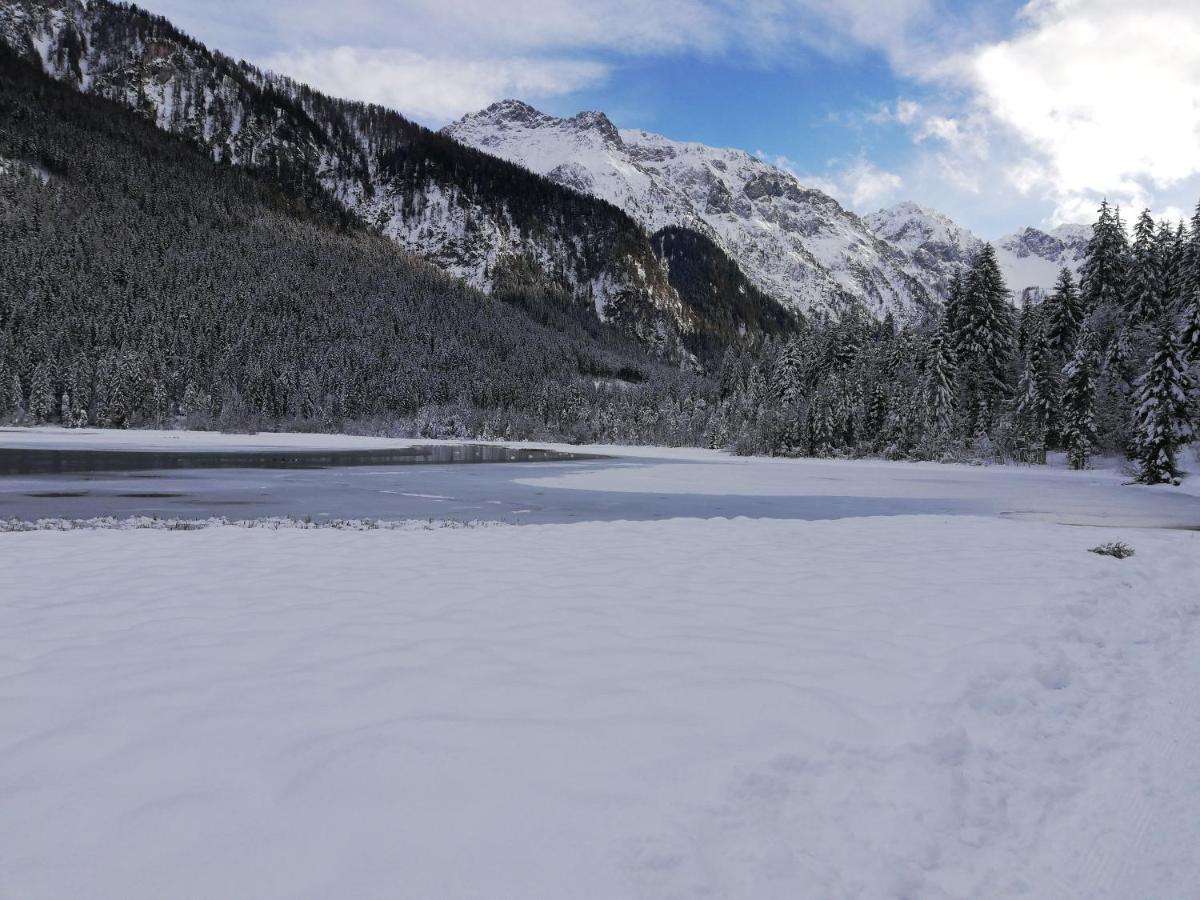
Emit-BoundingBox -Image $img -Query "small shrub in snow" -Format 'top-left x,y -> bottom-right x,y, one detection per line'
1089,541 -> 1135,559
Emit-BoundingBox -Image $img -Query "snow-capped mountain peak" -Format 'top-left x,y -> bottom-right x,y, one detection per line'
472,99 -> 557,133
451,101 -> 1099,315
448,101 -> 938,320
865,202 -> 983,274
867,203 -> 1088,300
993,225 -> 1089,299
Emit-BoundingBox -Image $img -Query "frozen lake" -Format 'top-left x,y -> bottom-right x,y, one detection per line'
0,445 -> 972,523
1,430 -> 1198,528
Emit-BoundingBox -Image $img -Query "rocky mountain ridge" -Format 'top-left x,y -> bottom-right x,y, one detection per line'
449,102 -> 1092,311
867,201 -> 1088,302
447,100 -> 940,321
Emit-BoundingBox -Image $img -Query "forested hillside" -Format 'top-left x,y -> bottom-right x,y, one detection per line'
1,0 -> 802,362
651,226 -> 798,360
0,44 -> 714,443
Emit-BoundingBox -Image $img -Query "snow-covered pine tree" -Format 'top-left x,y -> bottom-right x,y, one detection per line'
1127,209 -> 1164,325
1016,318 -> 1058,448
1185,199 -> 1200,299
865,380 -> 889,439
954,244 -> 1015,434
808,397 -> 835,458
28,363 -> 54,423
770,337 -> 807,454
1060,333 -> 1098,470
1078,200 -> 1129,313
1018,295 -> 1034,354
1182,287 -> 1200,361
771,337 -> 806,408
1044,267 -> 1083,355
925,316 -> 957,436
1166,220 -> 1188,306
943,271 -> 965,335
1131,321 -> 1195,484
717,345 -> 743,400
6,374 -> 22,421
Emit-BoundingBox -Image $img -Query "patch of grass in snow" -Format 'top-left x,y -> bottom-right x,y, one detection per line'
1089,541 -> 1135,559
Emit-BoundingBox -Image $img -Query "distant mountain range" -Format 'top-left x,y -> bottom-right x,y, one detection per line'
448,103 -> 1090,312
2,0 -> 1090,363
446,100 -> 937,321
865,201 -> 1089,303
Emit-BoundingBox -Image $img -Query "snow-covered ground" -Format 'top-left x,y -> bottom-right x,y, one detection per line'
2,429 -> 1200,899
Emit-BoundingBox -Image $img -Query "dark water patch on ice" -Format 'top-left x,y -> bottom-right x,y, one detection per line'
0,445 -> 595,476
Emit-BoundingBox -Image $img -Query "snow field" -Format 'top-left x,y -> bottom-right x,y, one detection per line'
2,514 -> 1199,899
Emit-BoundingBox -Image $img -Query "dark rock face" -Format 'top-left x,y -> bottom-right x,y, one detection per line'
743,173 -> 786,201
706,179 -> 733,215
569,111 -> 623,148
1007,227 -> 1065,259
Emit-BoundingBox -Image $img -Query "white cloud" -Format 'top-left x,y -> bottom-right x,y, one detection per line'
866,98 -> 922,126
138,0 -> 1200,233
842,159 -> 905,207
144,0 -> 943,123
147,0 -> 936,63
963,0 -> 1200,223
768,153 -> 903,211
915,115 -> 961,145
263,48 -> 606,123
895,100 -> 921,125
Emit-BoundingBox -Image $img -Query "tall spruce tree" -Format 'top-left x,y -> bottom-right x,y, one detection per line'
954,245 -> 1015,434
1131,322 -> 1194,483
1128,209 -> 1164,325
1166,221 -> 1188,307
925,316 -> 957,436
1185,199 -> 1200,299
1016,318 -> 1058,447
27,363 -> 55,423
1044,267 -> 1083,355
771,337 -> 807,453
944,272 -> 965,335
1079,200 -> 1129,314
1182,287 -> 1200,361
7,374 -> 24,422
1060,332 -> 1098,470
772,337 -> 807,408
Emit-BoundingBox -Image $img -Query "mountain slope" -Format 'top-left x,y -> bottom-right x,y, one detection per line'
1,0 -> 804,362
446,100 -> 939,321
0,40 -> 711,439
866,202 -> 1088,301
0,0 -> 707,353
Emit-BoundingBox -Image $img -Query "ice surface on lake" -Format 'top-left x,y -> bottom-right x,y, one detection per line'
2,428 -> 1198,528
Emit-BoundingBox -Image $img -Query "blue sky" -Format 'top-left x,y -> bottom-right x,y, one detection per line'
548,52 -> 906,162
142,1 -> 1200,238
